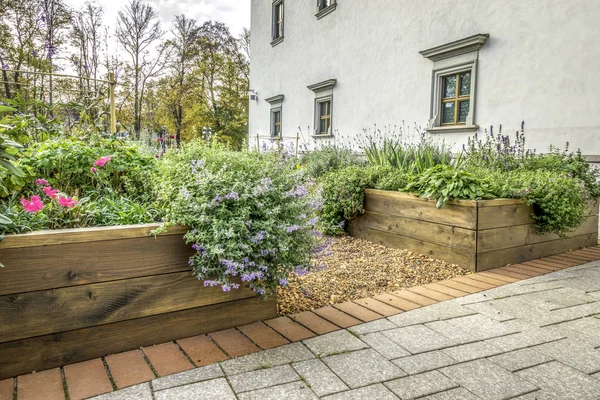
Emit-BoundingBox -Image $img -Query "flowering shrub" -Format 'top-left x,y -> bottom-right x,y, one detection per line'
156,141 -> 324,295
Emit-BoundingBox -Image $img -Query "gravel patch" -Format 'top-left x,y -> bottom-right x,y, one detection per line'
277,236 -> 471,315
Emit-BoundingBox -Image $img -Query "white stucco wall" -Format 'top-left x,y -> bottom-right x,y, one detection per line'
249,0 -> 600,155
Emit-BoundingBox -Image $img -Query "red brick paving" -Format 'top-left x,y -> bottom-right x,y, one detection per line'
353,297 -> 403,316
313,306 -> 362,328
333,301 -> 382,322
177,335 -> 229,367
237,322 -> 289,350
391,289 -> 438,306
290,311 -> 340,334
208,329 -> 260,358
264,316 -> 316,341
142,342 -> 193,377
17,368 -> 64,400
407,286 -> 454,301
63,359 -> 113,400
0,378 -> 14,400
105,350 -> 156,389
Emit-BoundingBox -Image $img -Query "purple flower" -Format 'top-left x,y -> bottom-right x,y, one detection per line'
251,231 -> 266,244
225,192 -> 240,200
203,280 -> 220,287
286,225 -> 301,233
212,194 -> 223,203
192,243 -> 204,251
294,267 -> 309,276
307,217 -> 319,226
1,64 -> 8,69
279,278 -> 289,286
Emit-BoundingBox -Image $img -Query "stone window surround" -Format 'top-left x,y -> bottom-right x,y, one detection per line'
420,33 -> 489,134
265,94 -> 284,138
271,0 -> 284,47
308,79 -> 337,138
316,0 -> 337,19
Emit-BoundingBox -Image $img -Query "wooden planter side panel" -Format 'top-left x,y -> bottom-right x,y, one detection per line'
0,296 -> 276,380
0,234 -> 196,296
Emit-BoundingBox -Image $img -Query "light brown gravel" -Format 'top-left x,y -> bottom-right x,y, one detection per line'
277,236 -> 471,315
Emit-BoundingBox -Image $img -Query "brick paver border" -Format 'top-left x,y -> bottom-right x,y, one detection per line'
4,247 -> 600,400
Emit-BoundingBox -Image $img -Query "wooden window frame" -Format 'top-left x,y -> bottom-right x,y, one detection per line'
440,72 -> 471,126
272,0 -> 284,45
270,108 -> 282,138
316,98 -> 332,135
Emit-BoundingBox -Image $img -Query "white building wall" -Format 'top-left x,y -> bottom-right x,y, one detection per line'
249,0 -> 600,155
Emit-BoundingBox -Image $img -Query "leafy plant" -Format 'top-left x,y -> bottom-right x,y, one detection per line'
300,146 -> 364,179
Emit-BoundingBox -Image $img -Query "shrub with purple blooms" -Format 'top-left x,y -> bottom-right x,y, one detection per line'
156,141 -> 324,295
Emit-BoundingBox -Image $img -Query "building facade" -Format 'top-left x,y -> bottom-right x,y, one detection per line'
249,0 -> 600,157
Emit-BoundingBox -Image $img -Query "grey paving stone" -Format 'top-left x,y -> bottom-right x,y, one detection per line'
518,271 -> 581,285
228,364 -> 299,393
525,287 -> 597,311
322,349 -> 406,389
463,301 -> 517,321
303,330 -> 367,357
440,359 -> 538,400
220,343 -> 314,375
548,316 -> 600,347
237,381 -> 318,400
592,371 -> 600,380
392,351 -> 457,375
544,276 -> 600,293
434,314 -> 521,341
152,364 -> 223,391
384,371 -> 458,399
484,329 -> 564,352
441,341 -> 503,362
321,384 -> 399,400
516,361 -> 600,400
497,392 -> 549,400
425,320 -> 479,345
154,378 -> 236,400
382,325 -> 457,354
419,387 -> 481,400
360,332 -> 411,359
487,348 -> 552,372
89,384 -> 153,400
348,319 -> 397,335
532,338 -> 600,374
292,359 -> 348,397
387,301 -> 475,327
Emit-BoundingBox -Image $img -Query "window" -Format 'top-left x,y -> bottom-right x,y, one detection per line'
441,72 -> 471,125
272,0 -> 284,46
317,100 -> 331,135
316,0 -> 336,19
420,33 -> 488,133
307,79 -> 336,137
271,109 -> 282,138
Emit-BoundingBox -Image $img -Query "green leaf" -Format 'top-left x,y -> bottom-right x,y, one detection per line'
0,105 -> 17,113
0,214 -> 11,224
0,159 -> 24,177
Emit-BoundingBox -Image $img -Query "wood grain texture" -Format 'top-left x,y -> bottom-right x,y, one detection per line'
363,189 -> 477,229
477,233 -> 598,271
477,203 -> 534,230
477,215 -> 599,253
352,211 -> 476,251
348,222 -> 476,271
0,224 -> 188,249
0,296 -> 277,380
0,234 -> 195,296
0,273 -> 256,343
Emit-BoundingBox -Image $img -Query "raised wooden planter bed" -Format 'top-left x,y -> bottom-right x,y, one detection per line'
0,224 -> 276,379
349,189 -> 599,272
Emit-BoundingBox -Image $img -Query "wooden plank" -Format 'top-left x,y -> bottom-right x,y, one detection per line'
0,234 -> 195,296
477,199 -> 527,207
0,273 -> 256,343
363,189 -> 477,229
477,203 -> 534,230
348,223 -> 476,271
0,224 -> 188,249
477,215 -> 598,253
476,233 -> 597,271
351,211 -> 476,251
0,296 -> 277,380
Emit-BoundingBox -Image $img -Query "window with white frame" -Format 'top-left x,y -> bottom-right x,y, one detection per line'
420,34 -> 489,133
272,0 -> 284,45
265,94 -> 284,138
307,79 -> 336,137
316,0 -> 336,19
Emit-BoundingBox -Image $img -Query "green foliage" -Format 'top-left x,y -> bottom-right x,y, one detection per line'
300,147 -> 365,179
406,165 -> 495,208
155,140 -> 322,295
0,135 -> 26,197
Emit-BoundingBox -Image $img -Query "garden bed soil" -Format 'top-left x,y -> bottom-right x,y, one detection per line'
0,224 -> 276,380
277,236 -> 471,315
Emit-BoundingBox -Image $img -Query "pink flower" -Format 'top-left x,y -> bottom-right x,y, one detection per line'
155,154 -> 159,158
94,156 -> 111,167
162,150 -> 166,154
35,178 -> 49,186
90,167 -> 97,173
21,196 -> 44,212
169,135 -> 175,139
43,186 -> 59,199
157,137 -> 164,142
57,196 -> 78,208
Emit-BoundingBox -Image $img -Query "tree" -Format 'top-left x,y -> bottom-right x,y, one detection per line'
72,2 -> 103,93
116,0 -> 163,138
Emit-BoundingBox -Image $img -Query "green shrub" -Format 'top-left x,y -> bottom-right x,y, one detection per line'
406,164 -> 495,208
300,146 -> 364,179
155,140 -> 323,295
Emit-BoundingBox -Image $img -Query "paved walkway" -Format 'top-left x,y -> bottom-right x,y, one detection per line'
86,260 -> 600,400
